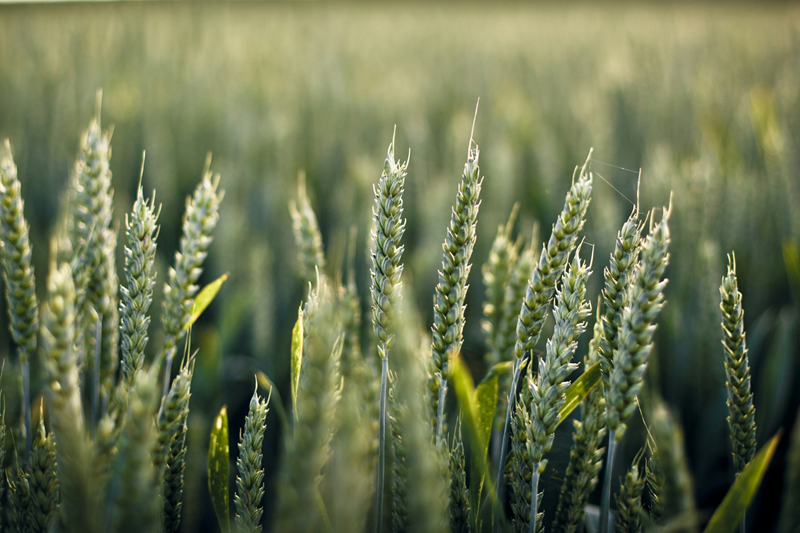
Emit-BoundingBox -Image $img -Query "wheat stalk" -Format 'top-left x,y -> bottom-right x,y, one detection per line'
0,141 -> 39,457
389,372 -> 409,533
234,385 -> 269,533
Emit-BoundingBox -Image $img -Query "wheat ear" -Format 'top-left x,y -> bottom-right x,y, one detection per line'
449,421 -> 474,533
41,259 -> 95,532
614,450 -> 646,533
369,136 -> 407,533
496,153 -> 592,533
290,170 -> 327,283
161,362 -> 193,533
234,384 -> 269,533
160,164 -> 222,394
120,181 -> 160,391
24,404 -> 59,533
0,141 -> 39,456
429,142 -> 483,439
483,204 -> 520,365
153,359 -> 193,488
111,365 -> 161,533
552,307 -> 607,533
275,284 -> 342,532
720,253 -> 757,473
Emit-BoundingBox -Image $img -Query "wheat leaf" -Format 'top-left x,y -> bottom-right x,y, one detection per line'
557,361 -> 601,427
702,432 -> 780,533
208,405 -> 231,533
290,309 -> 304,421
186,273 -> 228,329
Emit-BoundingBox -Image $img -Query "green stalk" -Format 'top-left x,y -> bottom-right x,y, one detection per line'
599,432 -> 617,533
376,356 -> 388,533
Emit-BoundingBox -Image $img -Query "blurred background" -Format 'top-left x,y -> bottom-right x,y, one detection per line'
0,2 -> 798,531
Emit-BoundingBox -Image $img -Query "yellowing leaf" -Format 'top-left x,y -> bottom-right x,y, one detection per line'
208,405 -> 230,533
557,361 -> 601,428
290,308 -> 304,421
186,273 -> 228,329
702,432 -> 780,533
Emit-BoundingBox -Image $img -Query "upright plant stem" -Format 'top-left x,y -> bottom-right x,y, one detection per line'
376,356 -> 388,533
599,430 -> 617,533
435,381 -> 447,447
493,357 -> 522,531
21,355 -> 30,455
529,471 -> 540,533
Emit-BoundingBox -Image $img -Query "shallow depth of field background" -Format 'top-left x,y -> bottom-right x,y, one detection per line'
0,2 -> 799,531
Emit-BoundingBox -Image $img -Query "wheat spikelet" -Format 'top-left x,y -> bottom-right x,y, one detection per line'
161,380 -> 192,533
428,142 -> 483,430
9,463 -> 33,532
720,254 -> 757,473
120,185 -> 160,390
290,171 -> 326,283
497,233 -> 536,364
90,224 -> 119,393
606,202 -> 671,441
552,310 -> 606,533
234,386 -> 269,533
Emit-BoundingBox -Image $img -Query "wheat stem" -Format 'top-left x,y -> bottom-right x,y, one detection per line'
599,431 -> 617,533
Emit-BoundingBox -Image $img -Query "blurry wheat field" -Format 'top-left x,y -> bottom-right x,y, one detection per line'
0,2 -> 799,531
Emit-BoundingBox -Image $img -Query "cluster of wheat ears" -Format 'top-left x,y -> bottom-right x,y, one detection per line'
0,97 -> 798,533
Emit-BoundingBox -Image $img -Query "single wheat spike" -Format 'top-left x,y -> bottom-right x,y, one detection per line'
235,384 -> 269,533
429,141 -> 483,434
120,183 -> 160,390
160,163 -> 223,392
720,253 -> 757,473
290,170 -> 327,283
614,451 -> 647,533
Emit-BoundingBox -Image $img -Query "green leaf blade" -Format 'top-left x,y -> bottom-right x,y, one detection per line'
557,361 -> 601,428
208,405 -> 231,533
702,432 -> 781,533
290,309 -> 304,420
186,273 -> 229,329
